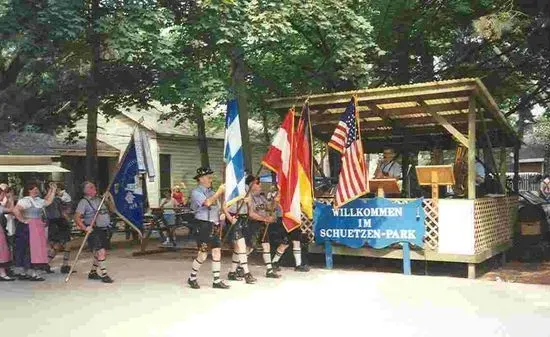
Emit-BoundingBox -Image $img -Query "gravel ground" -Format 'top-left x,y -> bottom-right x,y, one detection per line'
2,234 -> 550,337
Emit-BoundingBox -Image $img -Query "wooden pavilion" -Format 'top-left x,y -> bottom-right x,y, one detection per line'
267,78 -> 521,278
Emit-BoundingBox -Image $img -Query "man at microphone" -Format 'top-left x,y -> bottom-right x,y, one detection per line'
374,148 -> 402,179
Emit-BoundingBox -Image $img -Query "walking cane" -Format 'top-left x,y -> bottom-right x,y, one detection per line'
64,194 -> 107,283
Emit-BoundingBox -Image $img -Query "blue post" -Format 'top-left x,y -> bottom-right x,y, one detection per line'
401,242 -> 411,275
324,241 -> 333,269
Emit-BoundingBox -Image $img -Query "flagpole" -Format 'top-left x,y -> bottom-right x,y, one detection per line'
353,95 -> 368,190
304,100 -> 315,201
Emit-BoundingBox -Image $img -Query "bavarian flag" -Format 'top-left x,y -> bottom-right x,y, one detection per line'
223,99 -> 246,207
295,103 -> 313,219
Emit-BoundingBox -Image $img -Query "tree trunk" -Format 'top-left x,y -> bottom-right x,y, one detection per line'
545,145 -> 550,176
230,47 -> 252,172
261,108 -> 276,181
85,0 -> 101,182
194,105 -> 210,168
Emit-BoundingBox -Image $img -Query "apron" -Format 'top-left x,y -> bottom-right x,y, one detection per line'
0,225 -> 10,266
23,198 -> 49,266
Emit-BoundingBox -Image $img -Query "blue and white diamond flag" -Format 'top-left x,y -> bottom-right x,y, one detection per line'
224,99 -> 246,207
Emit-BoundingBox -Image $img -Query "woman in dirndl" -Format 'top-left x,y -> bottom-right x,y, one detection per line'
12,182 -> 57,281
0,187 -> 15,281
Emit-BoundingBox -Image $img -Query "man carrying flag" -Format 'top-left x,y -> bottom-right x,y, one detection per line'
222,99 -> 256,284
262,108 -> 309,272
327,98 -> 369,207
73,128 -> 155,283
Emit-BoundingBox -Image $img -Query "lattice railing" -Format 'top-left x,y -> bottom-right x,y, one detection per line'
474,196 -> 517,254
303,198 -> 439,250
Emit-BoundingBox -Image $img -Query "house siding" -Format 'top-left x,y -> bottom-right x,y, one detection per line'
73,114 -> 162,207
158,137 -> 267,198
72,114 -> 268,208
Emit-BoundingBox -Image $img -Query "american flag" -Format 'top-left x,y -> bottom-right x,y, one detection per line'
327,99 -> 368,207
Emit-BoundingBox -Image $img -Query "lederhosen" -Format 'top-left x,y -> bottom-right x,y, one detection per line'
228,201 -> 248,242
192,188 -> 221,252
249,194 -> 272,245
82,198 -> 110,251
46,198 -> 71,244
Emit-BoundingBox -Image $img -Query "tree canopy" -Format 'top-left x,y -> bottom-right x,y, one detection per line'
1,0 -> 549,178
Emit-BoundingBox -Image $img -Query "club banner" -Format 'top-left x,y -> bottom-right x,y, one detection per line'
109,138 -> 145,230
313,198 -> 425,249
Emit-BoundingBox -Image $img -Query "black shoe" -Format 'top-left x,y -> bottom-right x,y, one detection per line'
29,275 -> 45,281
272,262 -> 281,272
244,273 -> 257,284
227,272 -> 243,281
88,270 -> 102,280
266,270 -> 281,279
187,278 -> 200,289
101,275 -> 114,283
212,280 -> 230,289
294,264 -> 310,272
17,274 -> 31,280
45,265 -> 54,274
0,275 -> 15,281
60,266 -> 76,274
236,266 -> 245,278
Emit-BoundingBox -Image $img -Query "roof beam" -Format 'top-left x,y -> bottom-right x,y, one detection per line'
420,101 -> 469,148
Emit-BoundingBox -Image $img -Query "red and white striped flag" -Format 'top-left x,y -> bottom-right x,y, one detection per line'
261,109 -> 301,232
327,98 -> 368,207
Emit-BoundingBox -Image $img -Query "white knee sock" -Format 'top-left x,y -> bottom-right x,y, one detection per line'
262,243 -> 272,271
292,241 -> 301,267
238,253 -> 249,274
230,252 -> 239,273
190,251 -> 207,281
212,259 -> 221,284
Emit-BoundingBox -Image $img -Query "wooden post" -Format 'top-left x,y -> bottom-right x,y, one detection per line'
431,171 -> 439,200
324,241 -> 333,269
513,143 -> 520,193
468,98 -> 477,199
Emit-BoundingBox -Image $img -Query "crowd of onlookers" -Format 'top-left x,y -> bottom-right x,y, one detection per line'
0,181 -> 73,281
0,179 -> 193,282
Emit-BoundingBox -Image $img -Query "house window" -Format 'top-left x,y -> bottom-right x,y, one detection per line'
159,154 -> 171,193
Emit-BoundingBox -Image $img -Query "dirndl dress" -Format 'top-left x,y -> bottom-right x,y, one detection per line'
15,197 -> 49,270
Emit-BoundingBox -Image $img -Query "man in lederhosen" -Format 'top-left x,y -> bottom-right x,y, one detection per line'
74,182 -> 115,283
247,175 -> 281,278
224,183 -> 257,284
187,167 -> 230,289
45,183 -> 74,274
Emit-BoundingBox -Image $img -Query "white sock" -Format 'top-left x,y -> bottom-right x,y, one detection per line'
262,243 -> 272,271
230,252 -> 239,273
190,251 -> 207,281
293,241 -> 301,267
98,259 -> 107,276
212,260 -> 221,283
272,249 -> 284,264
238,253 -> 249,274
